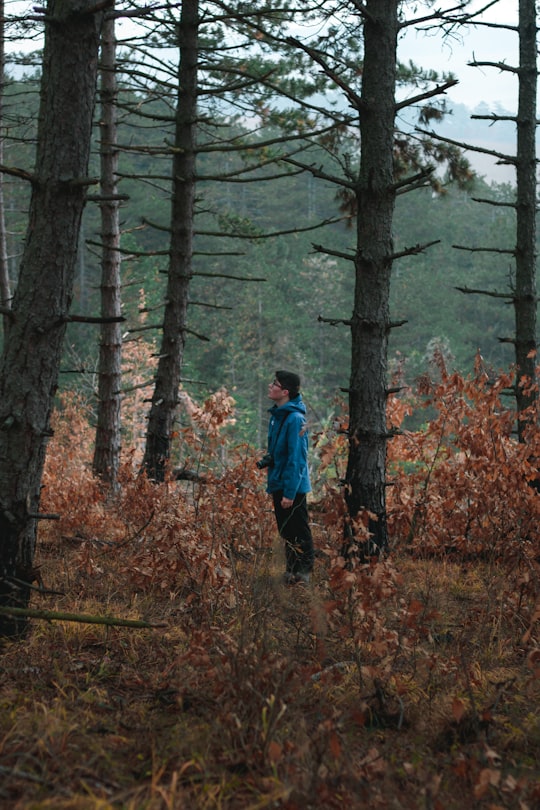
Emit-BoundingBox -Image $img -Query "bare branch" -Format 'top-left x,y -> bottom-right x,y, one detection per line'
61,314 -> 126,325
395,79 -> 459,112
453,244 -> 515,255
318,314 -> 352,326
471,196 -> 516,209
415,127 -> 516,165
471,113 -> 517,123
194,271 -> 266,282
393,166 -> 434,193
312,244 -> 355,262
455,285 -> 515,299
391,240 -> 440,261
283,156 -> 354,189
399,1 -> 509,31
468,57 -> 519,74
0,605 -> 164,629
185,327 -> 210,342
0,163 -> 35,182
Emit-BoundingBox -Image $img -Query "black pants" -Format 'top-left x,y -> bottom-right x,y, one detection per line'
272,491 -> 314,575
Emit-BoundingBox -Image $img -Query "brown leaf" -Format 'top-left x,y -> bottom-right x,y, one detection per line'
451,697 -> 466,722
329,731 -> 342,759
267,740 -> 282,764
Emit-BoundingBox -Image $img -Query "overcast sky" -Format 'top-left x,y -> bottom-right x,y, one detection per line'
7,0 -> 521,113
399,0 -> 519,111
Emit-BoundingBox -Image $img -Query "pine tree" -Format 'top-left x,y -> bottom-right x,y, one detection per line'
92,9 -> 124,488
0,0 -> 105,636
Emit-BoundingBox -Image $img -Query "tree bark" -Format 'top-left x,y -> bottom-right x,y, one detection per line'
344,0 -> 398,556
0,0 -> 11,336
0,0 -> 104,636
142,0 -> 197,482
514,0 -> 537,437
92,9 -> 122,488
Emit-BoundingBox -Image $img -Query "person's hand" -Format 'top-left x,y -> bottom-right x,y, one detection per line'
281,496 -> 293,509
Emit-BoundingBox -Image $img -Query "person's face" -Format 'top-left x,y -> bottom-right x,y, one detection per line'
268,378 -> 289,404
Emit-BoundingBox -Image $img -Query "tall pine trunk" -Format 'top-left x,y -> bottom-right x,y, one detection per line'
0,0 -> 11,337
514,0 -> 537,437
0,0 -> 103,636
142,0 -> 197,481
93,11 -> 122,488
344,0 -> 397,555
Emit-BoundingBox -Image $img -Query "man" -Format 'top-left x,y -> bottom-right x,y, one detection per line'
261,369 -> 314,584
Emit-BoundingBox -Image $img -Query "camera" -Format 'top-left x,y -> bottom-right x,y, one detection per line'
256,453 -> 274,470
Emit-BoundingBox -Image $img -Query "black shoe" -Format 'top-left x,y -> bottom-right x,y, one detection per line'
283,571 -> 310,586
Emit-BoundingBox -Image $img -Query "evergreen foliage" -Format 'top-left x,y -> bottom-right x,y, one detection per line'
0,71 -> 522,447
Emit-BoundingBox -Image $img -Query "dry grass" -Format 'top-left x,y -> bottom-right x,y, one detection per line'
1,382 -> 539,807
1,529 -> 538,810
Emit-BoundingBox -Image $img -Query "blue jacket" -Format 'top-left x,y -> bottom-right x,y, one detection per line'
265,395 -> 311,500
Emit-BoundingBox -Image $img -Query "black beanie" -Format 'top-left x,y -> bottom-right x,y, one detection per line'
275,369 -> 301,397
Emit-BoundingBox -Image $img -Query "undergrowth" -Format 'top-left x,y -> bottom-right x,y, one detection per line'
0,361 -> 539,809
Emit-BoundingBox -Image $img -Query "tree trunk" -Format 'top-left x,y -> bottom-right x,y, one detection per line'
92,10 -> 122,488
344,0 -> 397,556
0,0 -> 11,336
0,0 -> 103,636
514,0 -> 537,438
142,0 -> 197,482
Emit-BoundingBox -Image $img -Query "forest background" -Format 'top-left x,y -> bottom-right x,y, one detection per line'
0,11 -> 521,455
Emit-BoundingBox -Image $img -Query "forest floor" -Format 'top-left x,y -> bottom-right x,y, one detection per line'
0,528 -> 539,810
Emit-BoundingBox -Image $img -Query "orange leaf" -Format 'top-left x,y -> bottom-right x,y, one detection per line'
329,731 -> 342,759
267,741 -> 282,764
452,697 -> 466,722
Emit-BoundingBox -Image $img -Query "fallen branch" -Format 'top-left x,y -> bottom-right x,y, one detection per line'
0,605 -> 165,629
